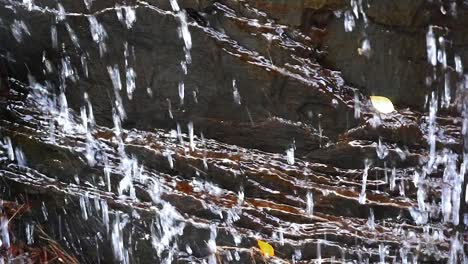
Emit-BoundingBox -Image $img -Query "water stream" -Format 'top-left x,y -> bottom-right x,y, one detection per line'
0,0 -> 466,263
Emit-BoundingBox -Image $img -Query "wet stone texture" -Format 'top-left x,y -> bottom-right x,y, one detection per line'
0,0 -> 466,263
260,0 -> 468,110
0,0 -> 359,156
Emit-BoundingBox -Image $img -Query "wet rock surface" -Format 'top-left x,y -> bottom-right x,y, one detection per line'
0,0 -> 466,263
0,0 -> 357,156
0,87 -> 463,263
253,0 -> 468,109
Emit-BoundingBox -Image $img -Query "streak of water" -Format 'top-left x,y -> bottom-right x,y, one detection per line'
426,26 -> 437,67
359,160 -> 370,204
232,79 -> 241,105
88,16 -> 108,57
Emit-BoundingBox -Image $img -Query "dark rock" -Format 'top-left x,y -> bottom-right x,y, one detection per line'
0,0 -> 358,158
240,0 -> 468,110
0,0 -> 466,263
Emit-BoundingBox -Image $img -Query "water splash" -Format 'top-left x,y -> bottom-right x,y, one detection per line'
286,146 -> 295,165
306,192 -> 314,216
88,16 -> 108,57
124,43 -> 137,100
375,138 -> 388,160
11,20 -> 30,42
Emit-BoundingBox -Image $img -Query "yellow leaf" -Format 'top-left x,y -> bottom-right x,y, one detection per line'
257,240 -> 274,257
370,96 -> 395,114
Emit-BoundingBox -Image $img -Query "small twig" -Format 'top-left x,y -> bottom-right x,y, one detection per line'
7,204 -> 26,223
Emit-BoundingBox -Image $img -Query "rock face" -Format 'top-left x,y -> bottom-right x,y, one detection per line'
0,84 -> 463,263
0,0 -> 359,157
0,0 -> 467,263
248,0 -> 468,109
2,0 -> 466,149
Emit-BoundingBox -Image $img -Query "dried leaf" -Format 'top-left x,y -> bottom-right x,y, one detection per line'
257,240 -> 274,257
370,96 -> 395,114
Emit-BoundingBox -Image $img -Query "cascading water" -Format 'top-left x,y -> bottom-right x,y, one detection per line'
0,0 -> 466,263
